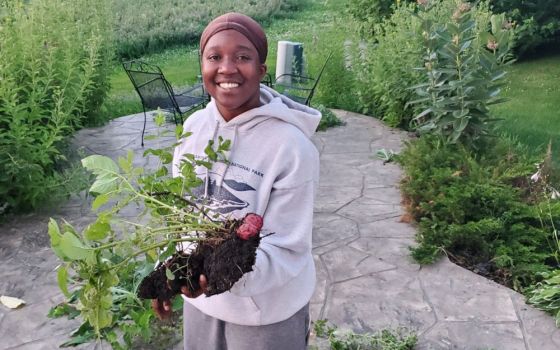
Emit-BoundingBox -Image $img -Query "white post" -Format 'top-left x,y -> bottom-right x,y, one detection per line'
276,41 -> 294,84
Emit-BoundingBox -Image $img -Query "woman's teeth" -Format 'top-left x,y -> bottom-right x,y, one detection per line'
219,82 -> 239,89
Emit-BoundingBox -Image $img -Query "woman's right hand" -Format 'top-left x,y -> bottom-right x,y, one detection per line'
151,275 -> 208,319
151,298 -> 172,320
181,274 -> 208,298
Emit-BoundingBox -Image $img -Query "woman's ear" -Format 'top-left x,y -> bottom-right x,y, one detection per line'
259,64 -> 267,79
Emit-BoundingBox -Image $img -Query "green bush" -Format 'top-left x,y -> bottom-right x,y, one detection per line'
489,0 -> 560,57
350,2 -> 423,128
0,0 -> 114,212
347,0 -> 415,37
399,136 -> 558,290
351,0 -> 499,130
113,0 -> 297,58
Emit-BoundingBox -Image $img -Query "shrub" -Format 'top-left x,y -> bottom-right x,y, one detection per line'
350,1 -> 424,128
489,0 -> 560,57
399,136 -> 557,290
0,0 -> 114,212
346,0 -> 416,37
351,0 -> 503,130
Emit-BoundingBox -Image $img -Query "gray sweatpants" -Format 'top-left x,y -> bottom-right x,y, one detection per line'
183,301 -> 310,350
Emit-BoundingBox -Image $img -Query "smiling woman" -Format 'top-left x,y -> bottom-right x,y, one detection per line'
167,12 -> 322,350
199,13 -> 268,121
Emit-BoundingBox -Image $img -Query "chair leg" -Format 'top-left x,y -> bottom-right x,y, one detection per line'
141,107 -> 147,147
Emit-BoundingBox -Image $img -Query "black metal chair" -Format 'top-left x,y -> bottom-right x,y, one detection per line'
273,52 -> 333,106
122,60 -> 208,146
261,73 -> 273,87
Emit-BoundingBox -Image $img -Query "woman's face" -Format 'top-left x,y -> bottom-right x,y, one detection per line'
201,30 -> 267,121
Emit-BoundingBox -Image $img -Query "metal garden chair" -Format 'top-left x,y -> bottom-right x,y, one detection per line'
122,60 -> 208,146
273,52 -> 333,106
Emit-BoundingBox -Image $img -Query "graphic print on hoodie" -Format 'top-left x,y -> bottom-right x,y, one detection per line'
171,85 -> 321,326
190,175 -> 256,214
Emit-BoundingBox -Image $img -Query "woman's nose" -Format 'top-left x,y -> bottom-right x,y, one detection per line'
218,57 -> 237,74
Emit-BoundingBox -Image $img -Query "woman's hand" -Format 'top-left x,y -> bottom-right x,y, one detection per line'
181,274 -> 208,298
151,298 -> 172,320
151,275 -> 208,319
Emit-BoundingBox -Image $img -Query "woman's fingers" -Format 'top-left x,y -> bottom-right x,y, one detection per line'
180,275 -> 208,298
151,298 -> 172,320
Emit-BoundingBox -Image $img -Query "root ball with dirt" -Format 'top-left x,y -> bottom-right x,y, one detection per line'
137,213 -> 263,301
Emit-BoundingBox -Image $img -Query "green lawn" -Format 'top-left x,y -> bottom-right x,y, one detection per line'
492,53 -> 560,165
104,0 -> 350,120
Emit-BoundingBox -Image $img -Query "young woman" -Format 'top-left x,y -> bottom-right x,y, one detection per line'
152,12 -> 321,350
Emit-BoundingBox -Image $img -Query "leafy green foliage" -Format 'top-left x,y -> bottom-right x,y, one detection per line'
489,0 -> 560,57
48,123 -> 232,348
410,1 -> 514,146
312,320 -> 417,350
0,0 -> 114,213
350,1 -> 423,128
346,0 -> 415,37
315,105 -> 344,131
399,136 -> 559,290
527,269 -> 560,327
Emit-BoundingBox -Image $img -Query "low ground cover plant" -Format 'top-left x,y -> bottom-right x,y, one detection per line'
48,118 -> 263,348
312,320 -> 417,350
399,136 -> 560,290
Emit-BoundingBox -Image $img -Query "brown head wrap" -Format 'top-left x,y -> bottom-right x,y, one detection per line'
200,12 -> 268,64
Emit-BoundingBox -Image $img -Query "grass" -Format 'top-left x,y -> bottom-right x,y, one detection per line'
103,0 -> 353,120
492,52 -> 560,166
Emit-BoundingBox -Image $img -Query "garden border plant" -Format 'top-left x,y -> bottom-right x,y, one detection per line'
394,0 -> 560,325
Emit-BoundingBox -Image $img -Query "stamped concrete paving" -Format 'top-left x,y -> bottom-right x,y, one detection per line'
1,110 -> 559,349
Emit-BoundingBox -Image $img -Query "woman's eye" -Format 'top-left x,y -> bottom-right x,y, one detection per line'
207,55 -> 219,61
237,55 -> 250,61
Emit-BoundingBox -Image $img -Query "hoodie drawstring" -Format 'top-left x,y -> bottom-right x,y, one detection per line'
204,120 -> 220,198
217,124 -> 237,188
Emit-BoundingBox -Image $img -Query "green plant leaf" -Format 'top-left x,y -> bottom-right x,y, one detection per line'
48,219 -> 66,259
84,219 -> 111,241
89,173 -> 119,194
57,265 -> 70,297
91,193 -> 110,211
165,267 -> 175,280
82,155 -> 119,174
60,231 -> 92,261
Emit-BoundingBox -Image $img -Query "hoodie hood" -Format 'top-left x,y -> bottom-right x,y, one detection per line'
207,84 -> 321,139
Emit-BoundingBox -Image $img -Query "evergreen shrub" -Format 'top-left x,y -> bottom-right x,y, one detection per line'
399,136 -> 559,290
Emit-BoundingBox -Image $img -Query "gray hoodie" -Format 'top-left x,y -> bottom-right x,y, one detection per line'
172,85 -> 321,326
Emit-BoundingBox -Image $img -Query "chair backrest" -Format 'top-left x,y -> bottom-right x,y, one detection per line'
304,51 -> 333,105
122,60 -> 180,113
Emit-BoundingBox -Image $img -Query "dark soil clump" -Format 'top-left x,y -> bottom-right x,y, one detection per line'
137,215 -> 262,301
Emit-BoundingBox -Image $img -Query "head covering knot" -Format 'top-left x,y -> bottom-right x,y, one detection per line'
200,12 -> 268,64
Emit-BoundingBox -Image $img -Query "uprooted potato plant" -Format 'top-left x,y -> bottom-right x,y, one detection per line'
48,116 -> 263,348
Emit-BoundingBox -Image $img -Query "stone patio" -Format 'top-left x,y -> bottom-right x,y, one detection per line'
0,110 -> 559,349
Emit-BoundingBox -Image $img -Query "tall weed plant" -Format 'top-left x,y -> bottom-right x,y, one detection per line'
410,0 -> 514,146
0,0 -> 114,213
351,0 -> 495,129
